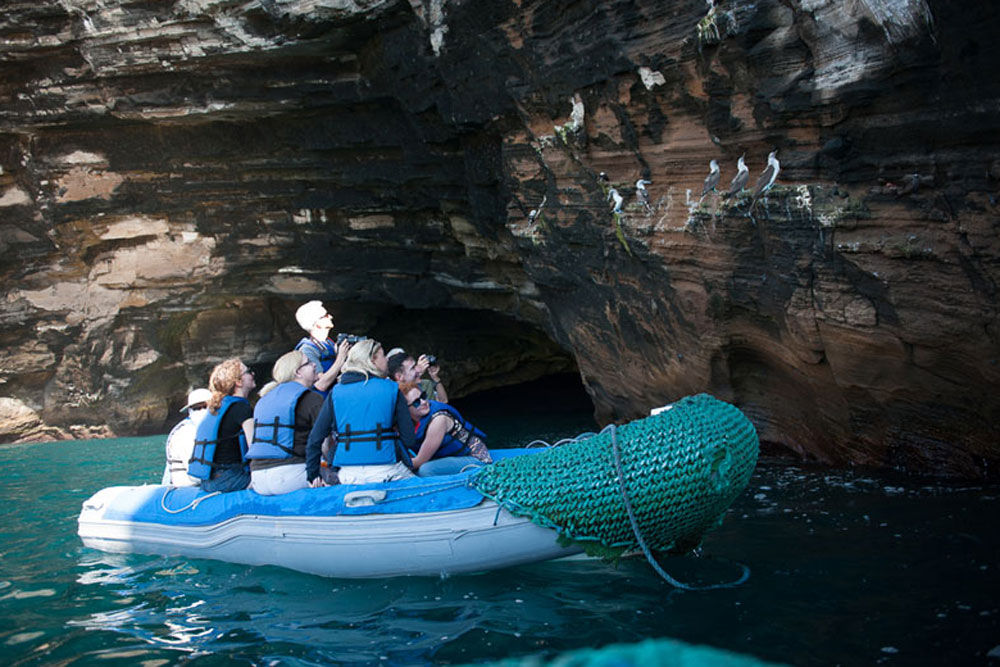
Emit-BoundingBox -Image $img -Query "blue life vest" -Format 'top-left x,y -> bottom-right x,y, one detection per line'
330,377 -> 401,466
247,382 -> 315,460
413,400 -> 487,459
188,396 -> 250,480
295,337 -> 337,373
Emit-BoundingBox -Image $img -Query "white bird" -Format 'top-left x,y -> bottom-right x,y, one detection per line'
701,160 -> 721,196
635,179 -> 652,210
725,155 -> 749,199
527,195 -> 547,222
896,173 -> 921,197
608,187 -> 624,214
750,150 -> 780,206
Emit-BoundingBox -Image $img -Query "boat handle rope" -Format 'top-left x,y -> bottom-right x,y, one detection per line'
610,423 -> 751,591
160,487 -> 222,514
525,425 -> 611,449
371,478 -> 471,505
159,476 -> 471,514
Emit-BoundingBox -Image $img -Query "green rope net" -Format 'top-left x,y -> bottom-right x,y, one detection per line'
472,394 -> 759,557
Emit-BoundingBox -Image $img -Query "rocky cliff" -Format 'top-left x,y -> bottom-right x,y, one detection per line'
1,0 -> 997,476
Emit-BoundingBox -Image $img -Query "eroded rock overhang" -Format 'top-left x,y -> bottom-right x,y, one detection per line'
1,0 -> 998,476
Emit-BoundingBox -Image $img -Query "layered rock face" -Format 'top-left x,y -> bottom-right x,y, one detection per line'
1,0 -> 997,475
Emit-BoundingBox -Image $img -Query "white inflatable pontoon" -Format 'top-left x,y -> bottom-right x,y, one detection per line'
78,450 -> 581,578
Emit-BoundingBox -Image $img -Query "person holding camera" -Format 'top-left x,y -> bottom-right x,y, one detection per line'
293,300 -> 350,394
387,349 -> 447,402
419,355 -> 448,403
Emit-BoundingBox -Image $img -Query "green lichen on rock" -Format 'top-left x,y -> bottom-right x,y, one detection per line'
614,213 -> 633,255
696,4 -> 736,47
553,124 -> 570,145
155,310 -> 199,358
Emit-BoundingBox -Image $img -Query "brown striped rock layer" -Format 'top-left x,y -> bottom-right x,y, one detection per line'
1,0 -> 998,475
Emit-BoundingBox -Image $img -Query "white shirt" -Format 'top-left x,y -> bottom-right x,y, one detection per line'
166,408 -> 209,486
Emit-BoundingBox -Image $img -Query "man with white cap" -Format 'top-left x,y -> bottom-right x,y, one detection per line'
162,387 -> 212,486
293,300 -> 350,394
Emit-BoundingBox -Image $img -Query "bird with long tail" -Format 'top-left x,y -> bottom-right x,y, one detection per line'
527,195 -> 547,223
608,187 -> 624,214
635,179 -> 652,212
896,173 -> 921,197
701,160 -> 721,197
750,150 -> 780,208
724,155 -> 749,199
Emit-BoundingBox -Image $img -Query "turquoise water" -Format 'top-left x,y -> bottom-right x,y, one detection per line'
2,413 -> 999,665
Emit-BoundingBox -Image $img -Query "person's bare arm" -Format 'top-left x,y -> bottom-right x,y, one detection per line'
427,365 -> 447,403
411,414 -> 452,470
241,418 -> 255,449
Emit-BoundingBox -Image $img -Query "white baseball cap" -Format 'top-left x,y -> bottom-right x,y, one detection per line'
295,300 -> 330,332
181,388 -> 212,412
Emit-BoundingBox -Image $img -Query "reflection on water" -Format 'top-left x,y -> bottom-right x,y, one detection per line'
65,550 -> 643,663
1,420 -> 999,665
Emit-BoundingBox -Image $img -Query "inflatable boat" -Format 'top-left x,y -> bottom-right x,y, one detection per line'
77,450 -> 579,578
79,395 -> 760,580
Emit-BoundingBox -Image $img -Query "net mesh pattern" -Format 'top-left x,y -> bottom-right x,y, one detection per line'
472,394 -> 759,551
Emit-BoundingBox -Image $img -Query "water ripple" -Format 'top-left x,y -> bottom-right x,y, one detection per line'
0,434 -> 998,665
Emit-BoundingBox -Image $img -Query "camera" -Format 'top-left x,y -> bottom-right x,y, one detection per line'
336,333 -> 368,346
424,354 -> 437,365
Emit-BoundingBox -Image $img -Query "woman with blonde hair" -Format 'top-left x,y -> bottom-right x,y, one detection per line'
189,358 -> 256,492
305,339 -> 416,485
245,350 -> 324,495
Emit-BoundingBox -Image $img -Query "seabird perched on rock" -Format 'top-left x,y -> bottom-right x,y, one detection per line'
701,160 -> 721,196
896,173 -> 921,197
527,195 -> 547,223
724,155 -> 749,199
750,150 -> 780,206
608,187 -> 624,214
635,179 -> 652,211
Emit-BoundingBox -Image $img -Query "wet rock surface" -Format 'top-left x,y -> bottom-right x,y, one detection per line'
0,0 -> 997,476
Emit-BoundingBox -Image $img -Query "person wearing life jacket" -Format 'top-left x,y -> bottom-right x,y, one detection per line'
387,349 -> 448,402
188,358 -> 256,493
245,350 -> 326,495
402,382 -> 492,477
305,339 -> 416,486
294,300 -> 350,393
161,387 -> 212,486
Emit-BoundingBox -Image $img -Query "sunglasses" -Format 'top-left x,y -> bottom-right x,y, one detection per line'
408,391 -> 428,408
297,360 -> 314,372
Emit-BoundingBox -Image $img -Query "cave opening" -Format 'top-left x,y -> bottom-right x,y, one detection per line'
247,298 -> 597,446
290,300 -> 583,397
450,372 -> 598,449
